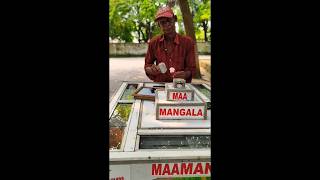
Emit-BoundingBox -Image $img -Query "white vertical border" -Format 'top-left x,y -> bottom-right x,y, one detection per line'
109,82 -> 128,118
123,83 -> 144,151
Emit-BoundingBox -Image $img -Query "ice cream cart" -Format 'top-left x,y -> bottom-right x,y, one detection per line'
109,81 -> 211,180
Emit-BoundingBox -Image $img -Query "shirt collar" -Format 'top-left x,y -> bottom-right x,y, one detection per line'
159,34 -> 180,45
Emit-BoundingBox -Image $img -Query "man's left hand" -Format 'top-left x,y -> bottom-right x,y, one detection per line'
173,71 -> 191,79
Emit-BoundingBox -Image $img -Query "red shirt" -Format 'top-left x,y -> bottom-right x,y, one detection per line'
144,33 -> 196,83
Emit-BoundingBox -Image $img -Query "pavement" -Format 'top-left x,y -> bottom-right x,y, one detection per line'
109,55 -> 211,100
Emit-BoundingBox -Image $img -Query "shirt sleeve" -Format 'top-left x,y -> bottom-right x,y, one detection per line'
144,41 -> 156,80
144,40 -> 171,82
184,38 -> 196,83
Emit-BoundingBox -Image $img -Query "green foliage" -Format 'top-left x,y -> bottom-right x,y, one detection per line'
109,0 -> 167,42
189,0 -> 211,41
112,104 -> 132,122
196,29 -> 205,41
109,0 -> 135,42
109,0 -> 211,42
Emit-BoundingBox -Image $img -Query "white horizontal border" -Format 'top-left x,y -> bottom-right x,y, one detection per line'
110,150 -> 211,162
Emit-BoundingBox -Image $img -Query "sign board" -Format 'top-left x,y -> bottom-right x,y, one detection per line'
165,83 -> 194,101
110,162 -> 211,180
156,104 -> 207,120
150,162 -> 211,177
167,91 -> 194,101
140,100 -> 211,128
155,90 -> 207,120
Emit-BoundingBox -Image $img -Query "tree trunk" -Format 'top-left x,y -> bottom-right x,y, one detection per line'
177,0 -> 201,79
203,21 -> 208,42
137,23 -> 141,43
145,21 -> 153,42
137,6 -> 141,43
145,22 -> 150,43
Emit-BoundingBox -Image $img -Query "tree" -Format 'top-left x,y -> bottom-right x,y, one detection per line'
109,0 -> 168,43
109,0 -> 210,43
132,0 -> 161,42
177,0 -> 201,78
109,0 -> 135,42
190,0 -> 211,42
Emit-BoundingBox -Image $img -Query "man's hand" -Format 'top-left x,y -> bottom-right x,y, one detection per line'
173,71 -> 191,79
145,64 -> 161,76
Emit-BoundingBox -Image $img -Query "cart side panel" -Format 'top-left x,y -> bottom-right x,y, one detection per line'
110,161 -> 211,180
110,164 -> 130,180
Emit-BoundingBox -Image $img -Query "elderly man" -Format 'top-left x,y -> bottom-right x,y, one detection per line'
144,6 -> 196,83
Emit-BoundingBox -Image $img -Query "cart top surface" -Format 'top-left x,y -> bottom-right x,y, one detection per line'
109,81 -> 211,159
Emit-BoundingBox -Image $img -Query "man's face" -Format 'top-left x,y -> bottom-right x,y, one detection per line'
157,17 -> 176,34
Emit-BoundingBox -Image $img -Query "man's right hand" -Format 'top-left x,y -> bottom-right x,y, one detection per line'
145,64 -> 161,76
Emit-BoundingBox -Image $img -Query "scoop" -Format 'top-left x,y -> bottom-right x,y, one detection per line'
158,62 -> 167,74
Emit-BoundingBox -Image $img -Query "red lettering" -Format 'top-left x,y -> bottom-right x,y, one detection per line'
186,109 -> 191,116
183,93 -> 187,100
171,163 -> 180,175
173,109 -> 179,116
180,109 -> 185,115
193,163 -> 204,174
172,92 -> 178,100
181,163 -> 193,175
111,177 -> 124,180
192,109 -> 196,116
205,163 -> 211,174
160,108 -> 204,117
172,92 -> 190,100
197,109 -> 203,116
159,109 -> 166,116
162,164 -> 171,175
152,164 -> 162,175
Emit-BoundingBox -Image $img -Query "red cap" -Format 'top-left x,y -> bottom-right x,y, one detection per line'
155,7 -> 174,21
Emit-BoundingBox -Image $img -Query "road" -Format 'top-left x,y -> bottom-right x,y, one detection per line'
109,56 -> 211,100
109,57 -> 152,100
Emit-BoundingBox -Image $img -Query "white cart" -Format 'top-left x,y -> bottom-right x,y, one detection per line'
109,82 -> 212,180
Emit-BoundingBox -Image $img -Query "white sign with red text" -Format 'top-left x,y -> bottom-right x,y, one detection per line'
151,162 -> 211,177
157,105 -> 206,120
109,162 -> 211,180
165,83 -> 194,101
110,161 -> 211,180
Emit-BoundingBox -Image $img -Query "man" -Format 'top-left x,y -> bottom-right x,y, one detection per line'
144,6 -> 196,83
